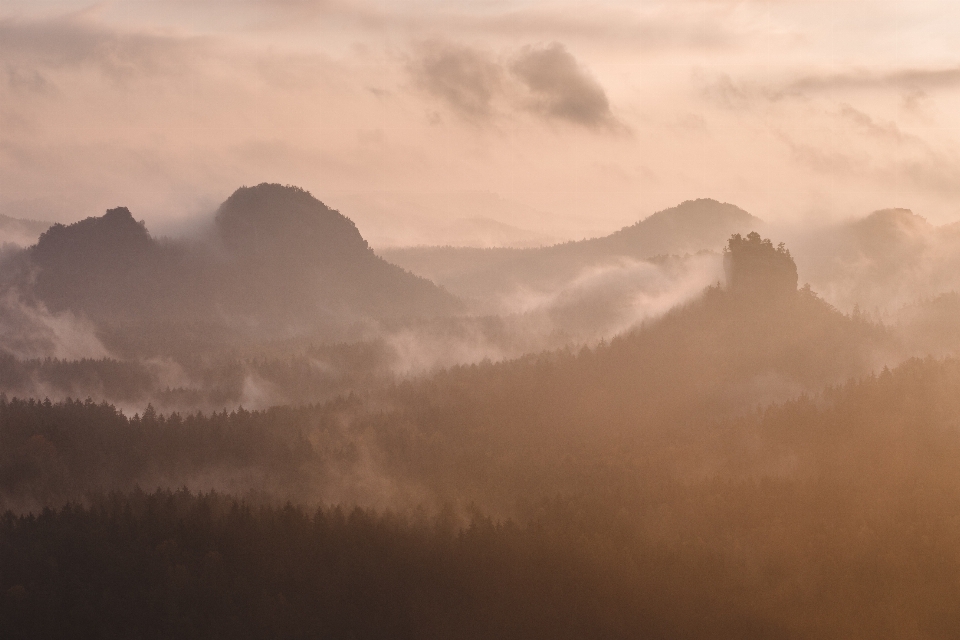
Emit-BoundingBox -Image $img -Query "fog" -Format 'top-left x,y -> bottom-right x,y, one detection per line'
0,290 -> 110,361
3,190 -> 960,414
5,2 -> 960,638
5,2 -> 960,242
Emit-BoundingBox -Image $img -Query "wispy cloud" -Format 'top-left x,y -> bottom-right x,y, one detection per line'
409,41 -> 503,120
0,14 -> 211,81
789,67 -> 960,94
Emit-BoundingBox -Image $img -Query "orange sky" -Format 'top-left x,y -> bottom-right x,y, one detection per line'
2,1 -> 960,246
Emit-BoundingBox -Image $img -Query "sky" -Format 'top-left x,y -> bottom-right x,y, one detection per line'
2,0 -> 960,246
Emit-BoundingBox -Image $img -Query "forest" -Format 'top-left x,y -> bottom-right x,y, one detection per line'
6,0 -> 960,635
4,190 -> 960,637
4,356 -> 960,638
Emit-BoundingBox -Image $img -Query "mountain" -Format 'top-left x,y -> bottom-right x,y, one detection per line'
207,184 -> 459,323
585,198 -> 762,258
379,198 -> 762,309
1,184 -> 460,354
25,207 -> 163,316
795,207 -> 960,315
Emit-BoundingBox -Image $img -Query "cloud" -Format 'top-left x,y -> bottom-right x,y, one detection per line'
409,40 -> 618,129
838,104 -> 907,144
788,67 -> 960,94
409,41 -> 503,119
0,290 -> 110,360
511,43 -> 614,128
700,65 -> 960,109
149,0 -> 734,50
0,14 -> 211,82
693,67 -> 960,109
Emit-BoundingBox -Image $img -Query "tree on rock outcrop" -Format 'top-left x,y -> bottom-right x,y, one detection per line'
723,232 -> 798,299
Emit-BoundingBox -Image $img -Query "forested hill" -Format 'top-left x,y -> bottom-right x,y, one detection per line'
1,184 -> 460,348
386,234 -> 891,454
795,206 -> 960,314
0,233 -> 897,414
379,198 -> 762,303
588,198 -> 762,258
3,352 -> 960,637
205,184 -> 460,322
2,234 -> 954,639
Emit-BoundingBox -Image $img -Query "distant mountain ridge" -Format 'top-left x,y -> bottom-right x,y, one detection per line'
216,184 -> 370,262
0,213 -> 51,247
795,206 -> 960,314
380,198 -> 763,306
589,198 -> 762,258
1,184 -> 460,352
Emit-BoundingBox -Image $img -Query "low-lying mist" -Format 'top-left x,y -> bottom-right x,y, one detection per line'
6,193 -> 960,637
4,192 -> 960,418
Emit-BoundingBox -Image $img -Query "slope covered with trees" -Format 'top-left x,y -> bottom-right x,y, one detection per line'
4,232 -> 958,638
4,356 -> 960,638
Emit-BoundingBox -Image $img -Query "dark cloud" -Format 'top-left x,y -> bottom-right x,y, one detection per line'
409,41 -> 503,119
409,40 -> 617,129
511,43 -> 614,128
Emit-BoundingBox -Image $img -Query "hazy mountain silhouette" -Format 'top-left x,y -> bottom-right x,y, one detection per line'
432,232 -> 891,431
795,207 -> 960,315
0,213 -> 50,248
0,239 -> 954,640
325,235 -> 888,448
25,208 -> 163,315
586,198 -> 762,258
380,198 -> 762,307
208,184 -> 459,324
1,185 -> 459,353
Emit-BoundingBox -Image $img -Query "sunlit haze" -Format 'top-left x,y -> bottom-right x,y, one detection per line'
5,4 -> 960,638
3,1 -> 960,244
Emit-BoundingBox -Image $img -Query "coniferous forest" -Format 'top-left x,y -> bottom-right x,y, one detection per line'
4,186 -> 960,638
7,3 -> 960,636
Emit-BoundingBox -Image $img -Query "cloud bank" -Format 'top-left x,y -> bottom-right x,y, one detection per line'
2,1 -> 960,242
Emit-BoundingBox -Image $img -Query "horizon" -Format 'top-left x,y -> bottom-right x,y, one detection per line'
5,4 -> 960,638
3,1 -> 960,246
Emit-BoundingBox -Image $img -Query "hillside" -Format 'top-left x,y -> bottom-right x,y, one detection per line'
794,207 -> 960,314
0,185 -> 460,355
0,233 -> 901,511
6,233 -> 957,640
207,184 -> 460,323
0,231 -> 895,413
3,237 -> 956,639
380,198 -> 762,308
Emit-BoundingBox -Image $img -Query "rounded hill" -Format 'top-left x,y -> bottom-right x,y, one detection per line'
215,184 -> 369,264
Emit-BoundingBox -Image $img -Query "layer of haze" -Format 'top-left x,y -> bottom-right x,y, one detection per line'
3,1 -> 960,246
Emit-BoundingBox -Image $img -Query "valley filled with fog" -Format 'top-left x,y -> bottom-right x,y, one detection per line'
5,1 -> 960,636
3,186 -> 959,413
4,184 -> 960,637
